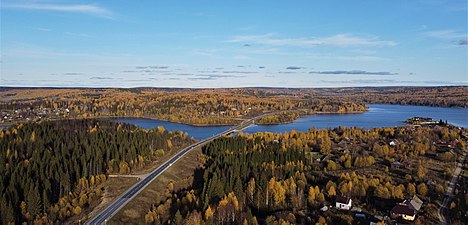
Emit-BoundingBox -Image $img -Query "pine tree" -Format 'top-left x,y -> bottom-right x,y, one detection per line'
173,210 -> 183,225
26,184 -> 42,219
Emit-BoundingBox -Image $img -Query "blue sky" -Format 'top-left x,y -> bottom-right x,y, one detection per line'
1,0 -> 467,88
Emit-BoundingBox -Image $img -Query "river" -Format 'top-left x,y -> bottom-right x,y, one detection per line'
112,104 -> 468,140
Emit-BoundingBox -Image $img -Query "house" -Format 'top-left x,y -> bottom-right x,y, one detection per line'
390,195 -> 423,221
335,196 -> 352,210
391,160 -> 408,169
406,195 -> 423,211
390,204 -> 416,221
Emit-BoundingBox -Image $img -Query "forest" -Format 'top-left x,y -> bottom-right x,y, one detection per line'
143,125 -> 467,225
0,86 -> 466,224
229,86 -> 468,108
1,86 -> 466,127
0,119 -> 193,224
0,88 -> 366,126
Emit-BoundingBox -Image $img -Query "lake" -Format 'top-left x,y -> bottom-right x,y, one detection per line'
243,104 -> 467,134
111,118 -> 231,140
113,104 -> 467,140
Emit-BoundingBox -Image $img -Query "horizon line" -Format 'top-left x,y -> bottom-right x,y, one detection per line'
1,85 -> 467,90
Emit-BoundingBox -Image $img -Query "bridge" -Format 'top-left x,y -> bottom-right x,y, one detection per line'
86,112 -> 273,224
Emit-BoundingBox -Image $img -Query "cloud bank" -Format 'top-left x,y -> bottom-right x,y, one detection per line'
3,3 -> 112,18
227,33 -> 397,47
424,29 -> 467,39
310,70 -> 398,75
286,66 -> 304,70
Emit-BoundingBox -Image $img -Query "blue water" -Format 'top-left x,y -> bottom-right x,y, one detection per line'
113,104 -> 467,139
243,104 -> 468,134
2,104 -> 464,139
111,118 -> 231,140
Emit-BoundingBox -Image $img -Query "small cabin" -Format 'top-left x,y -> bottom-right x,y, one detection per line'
335,196 -> 352,210
391,204 -> 416,221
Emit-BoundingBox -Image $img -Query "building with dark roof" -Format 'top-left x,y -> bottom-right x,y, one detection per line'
391,204 -> 416,221
335,196 -> 352,210
390,195 -> 423,221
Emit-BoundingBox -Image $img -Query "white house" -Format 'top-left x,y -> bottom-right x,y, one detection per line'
335,196 -> 352,210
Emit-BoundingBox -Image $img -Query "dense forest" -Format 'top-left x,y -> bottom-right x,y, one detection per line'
230,86 -> 468,108
143,125 -> 466,225
0,119 -> 192,224
0,88 -> 366,126
2,86 -> 466,127
255,111 -> 301,125
317,86 -> 468,108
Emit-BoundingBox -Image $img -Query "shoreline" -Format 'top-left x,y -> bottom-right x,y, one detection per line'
0,109 -> 368,127
0,115 -> 240,128
254,109 -> 368,126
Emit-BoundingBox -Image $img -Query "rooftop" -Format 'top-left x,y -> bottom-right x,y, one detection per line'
391,204 -> 416,216
336,196 -> 351,204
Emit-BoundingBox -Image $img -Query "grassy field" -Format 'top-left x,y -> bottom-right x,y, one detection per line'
62,143 -> 193,224
109,147 -> 203,224
66,177 -> 138,224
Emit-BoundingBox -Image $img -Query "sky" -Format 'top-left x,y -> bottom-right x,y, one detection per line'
1,0 -> 467,88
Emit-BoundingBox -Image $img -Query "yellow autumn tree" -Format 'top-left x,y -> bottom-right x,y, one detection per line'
328,185 -> 336,197
308,186 -> 316,206
272,181 -> 286,207
205,206 -> 214,220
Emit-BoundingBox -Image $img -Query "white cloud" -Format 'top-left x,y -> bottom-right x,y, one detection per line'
191,49 -> 220,57
424,29 -> 467,39
64,32 -> 93,38
233,55 -> 252,60
35,27 -> 51,32
227,33 -> 397,47
336,55 -> 387,61
306,53 -> 387,62
3,3 -> 112,18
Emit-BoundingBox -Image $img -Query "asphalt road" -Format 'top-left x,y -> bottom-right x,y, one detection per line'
86,113 -> 271,224
437,146 -> 467,225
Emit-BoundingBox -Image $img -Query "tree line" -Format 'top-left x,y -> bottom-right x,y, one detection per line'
1,88 -> 369,126
0,119 -> 192,224
3,87 -> 465,127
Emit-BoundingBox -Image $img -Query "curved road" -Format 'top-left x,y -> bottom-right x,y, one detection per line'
86,113 -> 273,224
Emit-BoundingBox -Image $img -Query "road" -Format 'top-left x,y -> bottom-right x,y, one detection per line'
437,146 -> 467,225
86,113 -> 273,224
